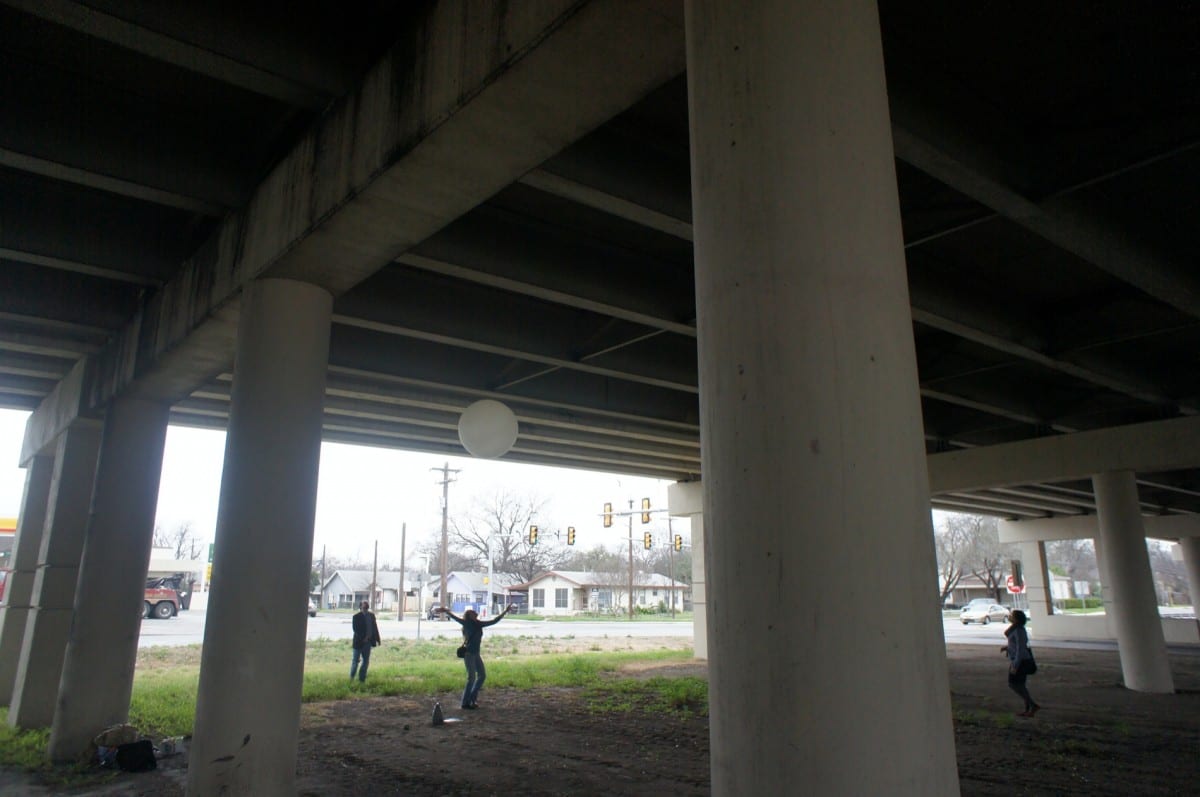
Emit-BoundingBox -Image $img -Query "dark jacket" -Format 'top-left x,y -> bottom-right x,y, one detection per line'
352,610 -> 381,649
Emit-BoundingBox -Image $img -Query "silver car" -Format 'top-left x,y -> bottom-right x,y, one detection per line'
959,599 -> 1010,625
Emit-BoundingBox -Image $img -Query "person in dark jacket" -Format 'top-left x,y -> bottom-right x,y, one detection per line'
437,604 -> 514,709
350,600 -> 382,682
1003,609 -> 1039,716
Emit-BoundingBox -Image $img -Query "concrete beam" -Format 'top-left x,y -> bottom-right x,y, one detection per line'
332,315 -> 697,394
3,0 -> 334,109
0,248 -> 160,287
0,147 -> 226,216
928,415 -> 1200,494
397,253 -> 697,337
887,63 -> 1200,322
518,168 -> 694,241
1001,513 -> 1200,543
25,0 -> 687,446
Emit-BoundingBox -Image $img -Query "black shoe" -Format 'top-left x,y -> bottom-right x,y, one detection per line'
462,704 -> 477,710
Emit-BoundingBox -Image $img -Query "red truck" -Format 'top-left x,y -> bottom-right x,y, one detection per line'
143,574 -> 194,619
144,583 -> 179,619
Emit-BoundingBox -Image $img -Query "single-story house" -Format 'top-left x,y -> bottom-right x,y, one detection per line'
321,569 -> 403,610
428,571 -> 524,617
510,570 -> 689,616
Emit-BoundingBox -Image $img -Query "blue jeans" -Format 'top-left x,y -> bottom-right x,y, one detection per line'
351,644 -> 372,682
462,651 -> 486,707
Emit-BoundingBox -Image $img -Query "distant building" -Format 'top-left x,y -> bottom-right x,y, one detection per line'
437,571 -> 524,617
321,569 -> 403,611
511,570 -> 689,616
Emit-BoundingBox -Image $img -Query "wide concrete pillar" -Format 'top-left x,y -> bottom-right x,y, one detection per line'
8,423 -> 102,728
668,481 -> 707,659
1017,541 -> 1053,620
48,398 -> 170,761
1092,470 -> 1174,692
690,516 -> 707,660
686,2 -> 959,794
188,279 -> 332,796
0,455 -> 55,705
1181,537 -> 1200,616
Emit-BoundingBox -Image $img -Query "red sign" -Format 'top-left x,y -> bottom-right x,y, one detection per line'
1006,574 -> 1024,594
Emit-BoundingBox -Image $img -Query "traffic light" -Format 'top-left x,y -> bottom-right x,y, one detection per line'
603,502 -> 613,527
674,534 -> 683,551
567,526 -> 576,545
641,497 -> 651,523
529,525 -> 538,545
643,531 -> 653,549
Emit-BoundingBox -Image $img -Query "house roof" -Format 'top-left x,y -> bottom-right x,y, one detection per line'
323,570 -> 405,592
511,570 -> 687,590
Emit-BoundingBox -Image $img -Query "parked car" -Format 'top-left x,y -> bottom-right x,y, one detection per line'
308,599 -> 318,618
959,599 -> 1010,625
426,603 -> 443,620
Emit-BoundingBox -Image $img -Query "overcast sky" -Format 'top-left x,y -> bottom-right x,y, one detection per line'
0,407 -> 674,567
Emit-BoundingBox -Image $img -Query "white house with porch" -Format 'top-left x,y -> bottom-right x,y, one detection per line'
512,570 -> 689,616
320,569 -> 403,611
433,571 -> 524,617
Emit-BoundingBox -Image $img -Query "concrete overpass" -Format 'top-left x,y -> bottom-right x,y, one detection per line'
0,2 -> 1198,794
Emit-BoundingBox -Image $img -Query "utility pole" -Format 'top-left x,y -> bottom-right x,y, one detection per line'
627,499 -> 634,620
319,545 -> 326,610
433,462 -> 460,617
397,522 -> 407,621
667,517 -> 675,619
370,540 -> 378,612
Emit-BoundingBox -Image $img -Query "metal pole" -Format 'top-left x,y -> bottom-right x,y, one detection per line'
433,462 -> 459,618
486,535 -> 494,618
668,517 -> 675,619
416,572 -> 424,640
397,522 -> 407,621
627,499 -> 634,620
371,540 -> 378,612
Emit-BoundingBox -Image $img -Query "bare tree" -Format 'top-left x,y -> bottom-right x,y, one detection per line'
1148,540 -> 1190,605
949,514 -> 1017,602
933,517 -> 972,605
152,522 -> 205,560
449,491 -> 571,582
1044,538 -> 1098,592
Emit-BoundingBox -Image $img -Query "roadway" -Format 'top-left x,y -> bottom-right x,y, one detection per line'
137,593 -> 1198,653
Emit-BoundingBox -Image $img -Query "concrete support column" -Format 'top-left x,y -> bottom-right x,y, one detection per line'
0,455 -> 55,705
48,398 -> 170,761
1181,537 -> 1200,616
691,516 -> 707,660
188,279 -> 332,796
8,423 -> 102,728
1017,541 -> 1052,620
1092,470 -> 1174,692
668,481 -> 706,659
686,2 -> 959,794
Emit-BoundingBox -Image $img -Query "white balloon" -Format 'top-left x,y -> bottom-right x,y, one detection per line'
457,400 -> 518,458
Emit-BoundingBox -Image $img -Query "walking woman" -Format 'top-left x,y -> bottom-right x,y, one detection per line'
1004,609 -> 1040,717
437,604 -> 515,709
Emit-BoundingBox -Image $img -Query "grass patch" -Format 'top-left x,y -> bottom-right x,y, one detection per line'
953,708 -> 1015,729
122,639 -> 694,741
0,709 -> 109,787
0,710 -> 51,771
585,677 -> 708,717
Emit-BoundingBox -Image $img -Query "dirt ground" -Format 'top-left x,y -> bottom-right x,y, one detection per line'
5,640 -> 1198,796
